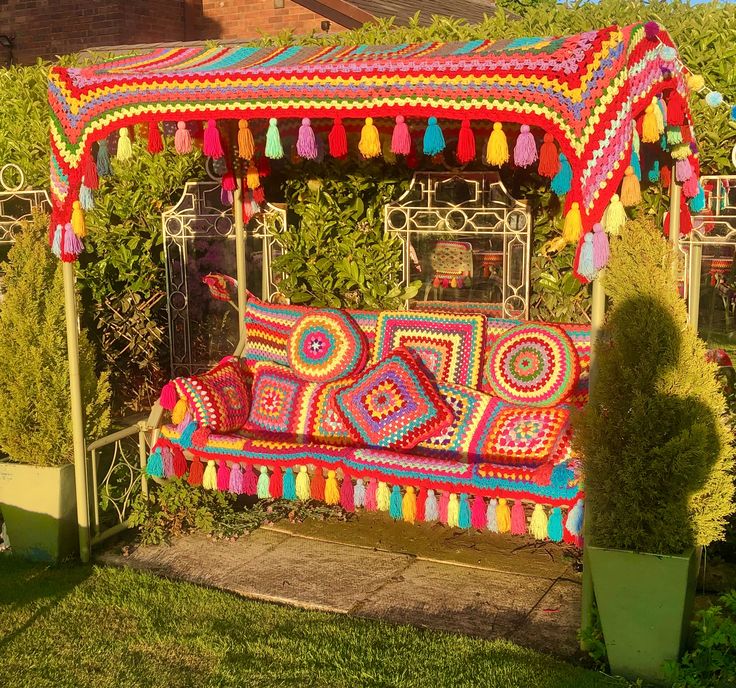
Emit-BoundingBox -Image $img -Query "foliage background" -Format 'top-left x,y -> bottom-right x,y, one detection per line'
0,0 -> 734,412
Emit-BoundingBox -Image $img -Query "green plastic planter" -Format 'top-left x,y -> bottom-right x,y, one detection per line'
0,462 -> 78,562
588,545 -> 701,684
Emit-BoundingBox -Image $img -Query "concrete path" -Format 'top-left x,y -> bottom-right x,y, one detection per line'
98,516 -> 582,659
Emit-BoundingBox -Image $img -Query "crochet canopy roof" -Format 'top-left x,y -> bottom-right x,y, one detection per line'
49,22 -> 695,259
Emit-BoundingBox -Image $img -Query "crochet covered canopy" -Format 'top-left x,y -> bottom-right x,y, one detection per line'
48,22 -> 696,273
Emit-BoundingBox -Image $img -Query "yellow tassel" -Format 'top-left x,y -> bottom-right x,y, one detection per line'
496,498 -> 511,533
246,160 -> 260,189
620,166 -> 641,207
238,119 -> 255,160
296,466 -> 311,501
651,97 -> 664,134
402,486 -> 417,524
171,397 -> 187,425
325,470 -> 340,505
562,202 -> 582,243
604,193 -> 627,236
485,122 -> 509,166
641,105 -> 660,143
377,481 -> 391,511
447,494 -> 460,528
71,200 -> 86,238
529,504 -> 548,540
359,117 -> 381,158
202,460 -> 217,490
116,127 -> 132,161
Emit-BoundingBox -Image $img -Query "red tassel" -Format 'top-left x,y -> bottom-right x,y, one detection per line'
148,122 -> 164,154
188,456 -> 203,486
191,426 -> 211,448
221,169 -> 237,192
217,461 -> 230,491
203,119 -> 224,159
83,151 -> 99,190
416,487 -> 427,522
256,156 -> 271,178
661,165 -> 671,189
172,446 -> 188,478
340,473 -> 355,512
328,117 -> 348,158
243,465 -> 257,495
667,92 -> 686,126
311,469 -> 325,501
253,186 -> 265,204
456,119 -> 476,164
269,466 -> 283,499
538,133 -> 559,178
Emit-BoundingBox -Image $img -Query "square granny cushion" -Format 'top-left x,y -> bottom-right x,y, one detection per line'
173,356 -> 250,433
335,347 -> 453,451
373,311 -> 485,389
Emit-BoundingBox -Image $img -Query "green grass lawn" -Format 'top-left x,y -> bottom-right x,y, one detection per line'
0,556 -> 624,688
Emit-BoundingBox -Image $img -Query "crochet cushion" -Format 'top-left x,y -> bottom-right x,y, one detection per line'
173,356 -> 250,433
288,309 -> 367,382
373,311 -> 485,388
303,376 -> 359,446
486,323 -> 579,406
335,347 -> 453,451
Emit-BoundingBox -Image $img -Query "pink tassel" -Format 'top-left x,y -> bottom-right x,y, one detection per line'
296,118 -> 318,160
439,491 -> 450,523
242,465 -> 257,495
364,478 -> 378,511
340,473 -> 354,512
174,122 -> 192,154
203,119 -> 224,159
683,174 -> 699,198
62,226 -> 83,259
328,117 -> 348,158
456,118 -> 476,164
592,223 -> 609,271
471,495 -> 486,529
391,115 -> 411,155
513,124 -> 537,167
148,122 -> 164,154
161,447 -> 174,477
158,381 -> 178,410
217,461 -> 230,491
511,500 -> 527,535
675,157 -> 692,182
229,463 -> 244,494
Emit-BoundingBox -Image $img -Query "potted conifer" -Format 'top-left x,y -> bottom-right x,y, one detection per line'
0,213 -> 110,561
575,218 -> 735,683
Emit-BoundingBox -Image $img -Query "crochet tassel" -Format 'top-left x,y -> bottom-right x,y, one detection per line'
96,140 -> 112,176
282,467 -> 296,500
529,504 -> 548,540
620,166 -> 641,207
566,500 -> 584,536
471,495 -> 486,530
631,149 -> 642,181
354,478 -> 366,508
562,202 -> 582,243
202,460 -> 218,490
424,489 -> 439,522
178,420 -> 197,449
439,491 -> 450,523
402,486 -> 417,524
243,465 -> 257,495
265,118 -> 284,159
257,467 -> 270,499
391,115 -> 412,155
389,485 -> 403,521
578,232 -> 596,281
364,478 -> 378,511
171,398 -> 187,426
675,157 -> 692,183
689,184 -> 706,213
217,461 -> 230,491
357,117 -> 380,158
603,194 -> 627,235
51,225 -> 62,259
377,481 -> 391,511
648,159 -> 661,183
683,174 -> 699,200
458,494 -> 471,529
416,488 -> 427,522
513,124 -> 537,167
551,154 -> 572,195
146,447 -> 164,478
423,116 -> 445,156
641,104 -> 659,143
667,126 -> 683,147
245,160 -> 260,190
175,122 -> 192,154
496,498 -> 511,533
148,122 -> 164,154
297,118 -> 318,160
203,119 -> 224,159
456,118 -> 476,164
229,463 -> 244,494
325,470 -> 340,505
511,500 -> 526,535
237,120 -> 255,160
661,165 -> 671,189
83,151 -> 99,190
487,499 -> 498,533
668,92 -> 686,126
172,446 -> 187,478
548,507 -> 564,542
538,133 -> 559,178
656,97 -> 667,132
188,456 -> 203,486
447,494 -> 460,528
328,117 -> 348,158
116,127 -> 132,161
62,226 -> 83,260
592,223 -> 609,271
71,200 -> 86,238
311,469 -> 325,501
269,466 -> 283,499
485,122 -> 509,166
340,474 -> 354,512
159,381 -> 178,410
296,466 -> 311,501
79,185 -> 94,211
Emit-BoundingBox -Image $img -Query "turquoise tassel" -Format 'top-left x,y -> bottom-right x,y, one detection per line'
79,185 -> 94,211
550,154 -> 572,195
566,499 -> 584,536
257,467 -> 270,499
282,467 -> 296,500
689,185 -> 706,213
486,498 -> 498,532
648,159 -> 660,183
423,116 -> 445,156
578,233 -> 596,281
265,118 -> 284,159
389,485 -> 403,520
96,140 -> 112,176
547,507 -> 564,542
660,134 -> 668,151
458,494 -> 471,529
178,420 -> 197,449
630,150 -> 642,181
146,447 -> 164,478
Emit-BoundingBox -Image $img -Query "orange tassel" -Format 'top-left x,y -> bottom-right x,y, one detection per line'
238,120 -> 255,160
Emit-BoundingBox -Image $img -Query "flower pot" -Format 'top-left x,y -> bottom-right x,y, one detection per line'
0,462 -> 78,562
588,545 -> 701,683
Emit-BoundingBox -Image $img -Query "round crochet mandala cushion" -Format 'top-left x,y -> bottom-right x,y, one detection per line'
288,309 -> 367,382
487,324 -> 580,406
